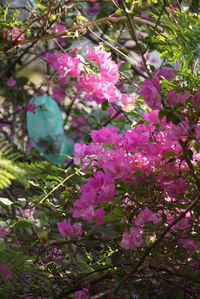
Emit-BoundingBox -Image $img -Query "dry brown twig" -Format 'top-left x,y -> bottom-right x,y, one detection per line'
2,15 -> 164,53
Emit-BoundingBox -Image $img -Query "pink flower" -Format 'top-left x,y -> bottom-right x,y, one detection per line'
135,208 -> 161,227
52,24 -> 66,44
154,67 -> 176,80
26,104 -> 36,113
140,78 -> 161,110
162,177 -> 186,198
73,143 -> 103,166
167,90 -> 190,105
2,27 -> 25,42
0,226 -> 10,237
167,119 -> 190,141
122,129 -> 148,152
168,5 -> 178,13
101,149 -> 133,181
75,171 -> 115,207
86,5 -> 100,16
52,24 -> 66,33
70,116 -> 87,127
6,77 -> 16,86
86,46 -> 111,65
119,227 -> 143,249
73,206 -> 106,224
78,74 -> 97,92
121,93 -> 137,112
50,248 -> 63,260
52,87 -> 65,102
55,53 -> 82,77
174,217 -> 189,230
90,126 -> 120,146
19,208 -> 35,218
79,71 -> 118,104
57,219 -> 82,238
193,90 -> 200,106
100,60 -> 119,84
43,52 -> 60,65
180,238 -> 199,256
0,264 -> 12,280
143,110 -> 159,124
108,105 -> 123,120
75,288 -> 89,299
86,75 -> 118,103
194,122 -> 200,140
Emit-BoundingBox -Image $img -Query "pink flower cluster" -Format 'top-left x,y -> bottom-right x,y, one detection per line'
57,218 -> 83,238
56,53 -> 82,77
0,226 -> 11,237
52,87 -> 65,102
70,116 -> 87,137
2,27 -> 25,42
75,288 -> 89,299
73,110 -> 189,225
51,24 -> 66,44
43,51 -> 82,79
180,238 -> 199,256
73,171 -> 115,224
0,264 -> 12,280
119,227 -> 143,249
193,90 -> 200,106
6,77 -> 16,87
140,67 -> 195,110
44,46 -> 120,104
120,208 -> 161,250
140,77 -> 161,109
50,248 -> 63,260
135,208 -> 161,227
19,208 -> 35,218
167,89 -> 190,105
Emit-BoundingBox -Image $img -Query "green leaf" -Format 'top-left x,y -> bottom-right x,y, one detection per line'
102,100 -> 109,111
109,35 -> 118,40
11,202 -> 23,209
166,158 -> 176,164
115,8 -> 123,15
194,143 -> 200,152
133,171 -> 143,177
187,149 -> 194,160
158,110 -> 166,121
120,62 -> 131,71
0,292 -> 8,299
36,3 -> 46,10
162,151 -> 177,159
17,76 -> 29,86
15,221 -> 33,228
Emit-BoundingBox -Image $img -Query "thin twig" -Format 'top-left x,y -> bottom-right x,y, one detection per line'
2,15 -> 164,52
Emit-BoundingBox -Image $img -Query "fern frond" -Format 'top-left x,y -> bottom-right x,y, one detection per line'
0,143 -> 27,189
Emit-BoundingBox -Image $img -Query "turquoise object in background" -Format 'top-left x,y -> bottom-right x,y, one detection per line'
26,96 -> 74,164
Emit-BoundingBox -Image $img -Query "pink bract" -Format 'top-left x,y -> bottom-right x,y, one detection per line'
26,104 -> 36,113
0,226 -> 11,237
140,78 -> 161,110
75,288 -> 89,299
193,90 -> 200,106
0,264 -> 12,280
119,227 -> 143,249
57,219 -> 82,238
6,77 -> 16,87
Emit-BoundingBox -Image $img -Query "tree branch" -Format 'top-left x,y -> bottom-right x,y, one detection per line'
2,15 -> 164,53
